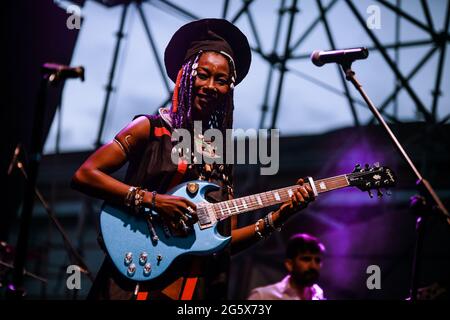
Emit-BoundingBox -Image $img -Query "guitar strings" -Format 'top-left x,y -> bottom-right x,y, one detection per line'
209,175 -> 350,218
202,171 -> 388,219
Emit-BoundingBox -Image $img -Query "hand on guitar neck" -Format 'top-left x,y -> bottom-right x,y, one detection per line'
275,178 -> 316,226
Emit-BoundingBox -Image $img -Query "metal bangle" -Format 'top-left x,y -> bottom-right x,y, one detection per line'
263,215 -> 272,235
125,186 -> 136,207
113,138 -> 127,156
254,219 -> 264,239
268,211 -> 281,232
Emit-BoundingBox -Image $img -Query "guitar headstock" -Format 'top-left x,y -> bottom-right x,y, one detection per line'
347,163 -> 396,198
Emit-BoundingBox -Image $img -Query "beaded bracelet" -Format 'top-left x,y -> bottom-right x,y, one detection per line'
125,186 -> 151,214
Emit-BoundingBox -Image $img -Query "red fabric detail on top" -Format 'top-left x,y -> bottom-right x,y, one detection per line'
154,126 -> 171,137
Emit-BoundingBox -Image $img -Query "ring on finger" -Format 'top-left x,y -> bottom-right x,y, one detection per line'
185,206 -> 195,219
186,206 -> 195,214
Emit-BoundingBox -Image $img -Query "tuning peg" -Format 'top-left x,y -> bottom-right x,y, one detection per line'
377,189 -> 383,198
373,162 -> 380,168
385,189 -> 392,196
353,164 -> 361,172
368,190 -> 373,198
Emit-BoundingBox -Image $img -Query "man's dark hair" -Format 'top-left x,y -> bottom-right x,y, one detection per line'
286,233 -> 325,259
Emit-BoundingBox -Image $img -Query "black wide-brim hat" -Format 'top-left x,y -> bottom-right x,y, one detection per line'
164,18 -> 251,85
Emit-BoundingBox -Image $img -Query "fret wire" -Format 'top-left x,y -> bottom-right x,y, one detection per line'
321,176 -> 347,182
314,183 -> 345,189
320,179 -> 346,184
315,181 -> 348,188
316,181 -> 345,186
214,199 -> 259,215
318,184 -> 347,189
218,193 -> 285,218
217,194 -> 282,218
317,175 -> 347,183
315,181 -> 344,187
215,198 -> 265,218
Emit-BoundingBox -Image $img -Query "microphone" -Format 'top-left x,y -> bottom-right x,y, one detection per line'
7,144 -> 21,175
311,47 -> 369,67
42,63 -> 85,82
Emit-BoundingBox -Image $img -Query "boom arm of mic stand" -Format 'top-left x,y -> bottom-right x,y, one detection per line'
340,62 -> 449,219
339,62 -> 449,301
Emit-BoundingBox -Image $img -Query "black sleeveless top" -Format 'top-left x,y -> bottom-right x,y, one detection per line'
90,113 -> 234,300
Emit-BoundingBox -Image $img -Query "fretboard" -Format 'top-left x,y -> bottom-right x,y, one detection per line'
212,174 -> 350,220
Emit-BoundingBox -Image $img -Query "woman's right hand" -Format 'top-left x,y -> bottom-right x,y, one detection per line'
147,193 -> 198,233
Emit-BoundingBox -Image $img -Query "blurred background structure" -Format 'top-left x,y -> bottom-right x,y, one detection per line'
1,0 -> 449,299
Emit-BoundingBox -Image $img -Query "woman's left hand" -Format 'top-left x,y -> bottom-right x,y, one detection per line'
278,178 -> 315,218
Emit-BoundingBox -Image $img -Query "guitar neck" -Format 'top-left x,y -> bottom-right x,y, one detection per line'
212,174 -> 350,220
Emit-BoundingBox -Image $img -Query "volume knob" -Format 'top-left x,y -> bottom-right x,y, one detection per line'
139,252 -> 148,265
143,263 -> 152,276
124,252 -> 133,266
127,263 -> 136,276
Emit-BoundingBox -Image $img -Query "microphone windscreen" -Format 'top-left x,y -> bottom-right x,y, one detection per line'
310,50 -> 324,67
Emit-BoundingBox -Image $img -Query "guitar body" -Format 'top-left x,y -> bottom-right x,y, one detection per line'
100,180 -> 231,282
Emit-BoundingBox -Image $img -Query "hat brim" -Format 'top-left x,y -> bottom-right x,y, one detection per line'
164,19 -> 251,85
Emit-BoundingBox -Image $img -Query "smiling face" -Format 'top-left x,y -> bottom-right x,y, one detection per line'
192,51 -> 231,121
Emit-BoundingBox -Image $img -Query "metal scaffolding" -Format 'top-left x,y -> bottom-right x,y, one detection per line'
94,0 -> 450,145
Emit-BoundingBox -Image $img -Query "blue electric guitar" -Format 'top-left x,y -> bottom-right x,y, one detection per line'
100,164 -> 395,282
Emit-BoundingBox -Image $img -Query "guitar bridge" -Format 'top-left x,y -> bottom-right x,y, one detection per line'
197,203 -> 217,230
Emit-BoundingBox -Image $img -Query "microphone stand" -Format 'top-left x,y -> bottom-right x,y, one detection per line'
339,60 -> 449,301
6,66 -> 90,299
10,146 -> 94,280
